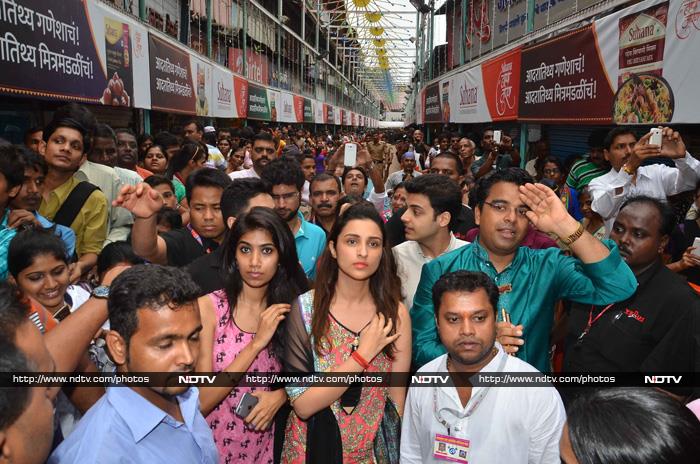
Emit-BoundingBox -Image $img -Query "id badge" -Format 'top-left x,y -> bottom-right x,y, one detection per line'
433,433 -> 470,463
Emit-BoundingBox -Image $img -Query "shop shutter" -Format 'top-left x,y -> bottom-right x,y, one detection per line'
549,125 -> 610,163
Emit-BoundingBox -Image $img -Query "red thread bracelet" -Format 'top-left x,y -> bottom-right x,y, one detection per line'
351,351 -> 370,370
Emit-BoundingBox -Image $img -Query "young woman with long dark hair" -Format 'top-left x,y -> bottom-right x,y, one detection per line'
283,201 -> 411,463
196,207 -> 309,463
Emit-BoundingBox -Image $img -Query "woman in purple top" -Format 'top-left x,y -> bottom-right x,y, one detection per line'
196,207 -> 309,463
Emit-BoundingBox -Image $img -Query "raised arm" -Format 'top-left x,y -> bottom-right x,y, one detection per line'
519,183 -> 636,303
113,183 -> 168,264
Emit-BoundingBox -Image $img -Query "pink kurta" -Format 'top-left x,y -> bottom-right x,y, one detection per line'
206,290 -> 281,464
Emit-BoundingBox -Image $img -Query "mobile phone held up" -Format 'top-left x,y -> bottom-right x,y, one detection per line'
235,392 -> 259,419
649,127 -> 662,147
493,130 -> 502,145
344,143 -> 358,166
692,237 -> 700,257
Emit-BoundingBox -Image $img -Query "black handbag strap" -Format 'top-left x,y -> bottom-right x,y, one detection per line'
53,181 -> 99,228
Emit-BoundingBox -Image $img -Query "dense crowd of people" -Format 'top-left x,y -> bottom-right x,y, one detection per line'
0,102 -> 699,463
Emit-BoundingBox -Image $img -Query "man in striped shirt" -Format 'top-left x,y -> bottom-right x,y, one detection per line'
565,129 -> 610,191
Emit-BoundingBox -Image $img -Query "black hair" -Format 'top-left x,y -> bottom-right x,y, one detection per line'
0,282 -> 31,341
0,145 -> 27,189
153,131 -> 180,149
16,145 -> 48,176
96,242 -> 145,278
620,196 -> 676,236
184,167 -> 231,203
143,174 -> 175,192
341,166 -> 368,189
183,119 -> 204,134
432,270 -> 500,318
8,229 -> 68,279
587,128 -> 609,149
433,152 -> 464,175
475,168 -> 534,208
203,131 -> 217,146
23,126 -> 43,143
94,123 -> 117,144
252,131 -> 274,145
437,132 -> 451,141
404,174 -> 462,231
108,265 -> 201,346
566,388 -> 700,464
137,133 -> 153,146
166,142 -> 208,179
261,157 -> 305,191
603,127 -> 637,151
336,194 -> 365,211
311,201 -> 400,357
157,207 -> 183,231
115,128 -> 136,139
220,178 -> 272,221
43,103 -> 96,154
0,340 -> 33,430
221,207 -> 309,355
310,172 -> 342,193
393,182 -> 406,192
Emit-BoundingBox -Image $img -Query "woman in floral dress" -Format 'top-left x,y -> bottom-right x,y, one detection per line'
283,202 -> 412,463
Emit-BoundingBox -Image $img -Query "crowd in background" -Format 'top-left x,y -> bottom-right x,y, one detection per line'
0,103 -> 699,464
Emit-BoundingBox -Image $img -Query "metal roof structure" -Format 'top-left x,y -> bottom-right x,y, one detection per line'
316,0 -> 417,110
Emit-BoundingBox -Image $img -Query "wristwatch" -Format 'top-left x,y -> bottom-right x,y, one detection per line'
91,285 -> 110,299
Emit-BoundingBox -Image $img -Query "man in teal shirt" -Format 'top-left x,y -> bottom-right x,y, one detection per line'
411,168 -> 637,372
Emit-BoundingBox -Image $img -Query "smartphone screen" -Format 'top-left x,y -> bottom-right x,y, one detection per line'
344,143 -> 357,166
692,237 -> 700,256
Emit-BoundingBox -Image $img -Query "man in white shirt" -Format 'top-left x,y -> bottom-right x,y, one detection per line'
229,132 -> 274,181
385,151 -> 421,192
401,270 -> 565,464
393,174 -> 467,309
589,126 -> 700,235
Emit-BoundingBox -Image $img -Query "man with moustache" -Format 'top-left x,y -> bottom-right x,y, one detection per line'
385,151 -> 421,192
411,168 -> 637,372
563,196 -> 700,373
262,157 -> 325,279
49,265 -> 218,463
229,132 -> 275,181
116,129 -> 153,179
309,172 -> 341,235
401,271 -> 565,464
588,127 -> 700,237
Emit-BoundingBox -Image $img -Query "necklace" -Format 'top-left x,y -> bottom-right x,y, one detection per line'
350,319 -> 373,351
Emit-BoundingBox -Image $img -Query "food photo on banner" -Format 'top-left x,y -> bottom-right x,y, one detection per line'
0,0 -> 149,106
598,0 -> 676,124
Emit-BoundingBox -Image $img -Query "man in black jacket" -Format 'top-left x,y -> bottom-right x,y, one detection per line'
564,196 -> 700,374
